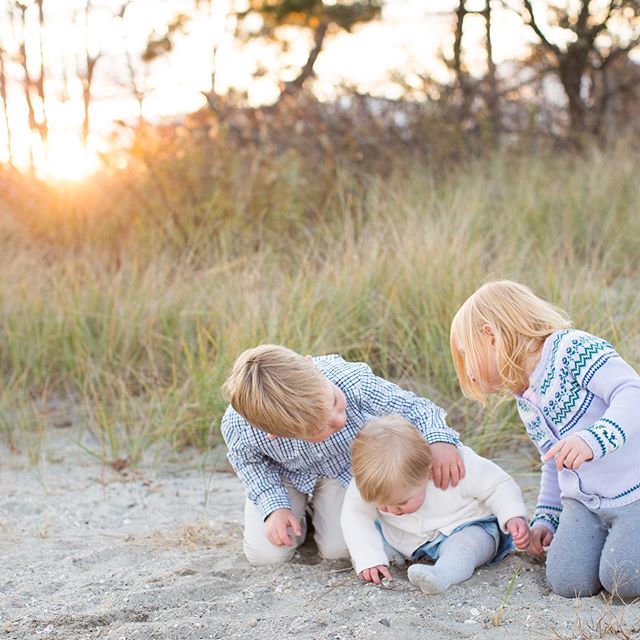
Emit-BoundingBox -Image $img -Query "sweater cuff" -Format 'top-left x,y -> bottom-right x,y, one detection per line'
351,549 -> 390,576
530,505 -> 562,534
496,506 -> 529,533
575,419 -> 626,460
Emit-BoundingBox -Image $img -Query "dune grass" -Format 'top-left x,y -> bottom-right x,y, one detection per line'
0,142 -> 639,462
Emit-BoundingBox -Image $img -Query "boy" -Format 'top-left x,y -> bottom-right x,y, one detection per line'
341,416 -> 530,593
221,344 -> 465,566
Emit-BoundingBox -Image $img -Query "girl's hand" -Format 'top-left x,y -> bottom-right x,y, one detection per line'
544,435 -> 594,471
526,524 -> 554,556
430,443 -> 465,489
264,508 -> 301,547
359,565 -> 392,585
505,516 -> 531,549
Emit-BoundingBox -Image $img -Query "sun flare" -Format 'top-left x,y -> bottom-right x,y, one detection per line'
39,133 -> 102,182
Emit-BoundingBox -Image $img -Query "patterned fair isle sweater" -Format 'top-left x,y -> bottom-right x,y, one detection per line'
516,329 -> 640,533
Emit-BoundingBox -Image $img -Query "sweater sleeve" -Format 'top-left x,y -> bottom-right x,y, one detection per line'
340,480 -> 388,575
221,409 -> 290,519
460,448 -> 528,532
566,334 -> 640,459
530,458 -> 562,533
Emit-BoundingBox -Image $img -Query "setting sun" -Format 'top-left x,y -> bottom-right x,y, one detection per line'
40,134 -> 101,182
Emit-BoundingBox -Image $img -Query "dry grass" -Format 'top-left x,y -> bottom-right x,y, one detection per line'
0,140 -> 639,461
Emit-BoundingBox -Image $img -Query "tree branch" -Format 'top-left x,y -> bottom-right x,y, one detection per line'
522,0 -> 561,55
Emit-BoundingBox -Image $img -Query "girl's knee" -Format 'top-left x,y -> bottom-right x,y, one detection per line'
600,564 -> 640,600
546,563 -> 602,599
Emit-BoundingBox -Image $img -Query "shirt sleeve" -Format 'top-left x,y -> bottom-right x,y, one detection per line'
340,480 -> 388,575
354,363 -> 460,445
566,335 -> 640,459
531,458 -> 562,533
221,409 -> 290,519
460,448 -> 528,532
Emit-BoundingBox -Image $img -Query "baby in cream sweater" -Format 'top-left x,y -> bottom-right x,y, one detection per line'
341,415 -> 530,593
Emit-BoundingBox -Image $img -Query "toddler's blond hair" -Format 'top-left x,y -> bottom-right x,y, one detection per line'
222,344 -> 332,439
450,280 -> 572,402
351,415 -> 432,504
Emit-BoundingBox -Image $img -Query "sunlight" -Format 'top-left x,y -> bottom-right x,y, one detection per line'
2,125 -> 103,181
38,133 -> 101,182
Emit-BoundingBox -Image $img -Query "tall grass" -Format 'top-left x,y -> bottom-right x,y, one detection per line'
1,141 -> 639,461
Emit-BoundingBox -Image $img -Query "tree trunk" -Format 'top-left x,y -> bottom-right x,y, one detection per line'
483,0 -> 499,134
0,48 -> 13,167
35,0 -> 48,147
559,48 -> 589,134
281,22 -> 328,97
453,0 -> 471,122
15,4 -> 36,171
82,55 -> 98,147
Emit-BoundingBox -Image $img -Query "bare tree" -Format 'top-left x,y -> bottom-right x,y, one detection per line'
117,0 -> 150,124
236,0 -> 382,101
9,1 -> 50,169
0,45 -> 13,167
521,0 -> 640,136
34,0 -> 48,148
448,0 -> 500,133
78,0 -> 103,148
482,0 -> 500,132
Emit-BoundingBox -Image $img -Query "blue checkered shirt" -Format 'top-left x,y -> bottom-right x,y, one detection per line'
221,355 -> 460,519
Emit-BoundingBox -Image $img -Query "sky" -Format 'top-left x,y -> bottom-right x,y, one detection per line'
0,0 -> 539,177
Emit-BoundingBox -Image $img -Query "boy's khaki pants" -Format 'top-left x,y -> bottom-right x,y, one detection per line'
243,478 -> 349,566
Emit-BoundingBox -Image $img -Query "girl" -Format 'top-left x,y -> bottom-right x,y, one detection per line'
450,280 -> 640,600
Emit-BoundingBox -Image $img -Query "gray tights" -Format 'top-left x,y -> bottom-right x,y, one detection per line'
408,525 -> 496,594
546,497 -> 640,600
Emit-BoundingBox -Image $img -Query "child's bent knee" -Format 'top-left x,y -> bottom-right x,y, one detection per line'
317,542 -> 349,561
243,542 -> 296,566
547,565 -> 602,599
600,565 -> 640,600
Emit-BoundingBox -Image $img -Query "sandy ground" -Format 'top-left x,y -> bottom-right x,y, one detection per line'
1,431 -> 639,640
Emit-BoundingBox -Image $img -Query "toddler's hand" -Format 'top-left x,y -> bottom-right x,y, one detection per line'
359,565 -> 392,585
544,435 -> 594,471
430,443 -> 465,489
264,508 -> 301,547
526,524 -> 554,556
505,516 -> 531,550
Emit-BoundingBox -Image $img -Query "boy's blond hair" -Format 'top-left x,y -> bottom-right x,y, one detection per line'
450,280 -> 572,403
222,344 -> 332,439
351,415 -> 432,504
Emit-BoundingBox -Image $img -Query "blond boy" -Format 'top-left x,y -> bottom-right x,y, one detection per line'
221,345 -> 465,566
341,416 -> 530,593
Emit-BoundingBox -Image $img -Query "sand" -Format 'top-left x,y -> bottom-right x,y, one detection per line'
1,431 -> 639,640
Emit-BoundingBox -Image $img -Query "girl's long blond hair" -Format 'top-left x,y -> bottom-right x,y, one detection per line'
450,280 -> 572,402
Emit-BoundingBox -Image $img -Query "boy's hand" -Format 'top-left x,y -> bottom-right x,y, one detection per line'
359,565 -> 392,585
544,435 -> 594,471
505,516 -> 531,550
526,524 -> 554,556
264,508 -> 301,547
430,443 -> 465,489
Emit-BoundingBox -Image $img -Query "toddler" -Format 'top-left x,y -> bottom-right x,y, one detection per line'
450,280 -> 640,599
341,415 -> 530,593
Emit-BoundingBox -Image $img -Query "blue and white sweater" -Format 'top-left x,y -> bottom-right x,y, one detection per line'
515,329 -> 640,533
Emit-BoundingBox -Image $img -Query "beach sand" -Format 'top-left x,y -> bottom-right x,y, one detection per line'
1,432 -> 638,640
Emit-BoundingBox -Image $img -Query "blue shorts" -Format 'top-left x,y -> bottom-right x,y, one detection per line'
410,516 -> 514,566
